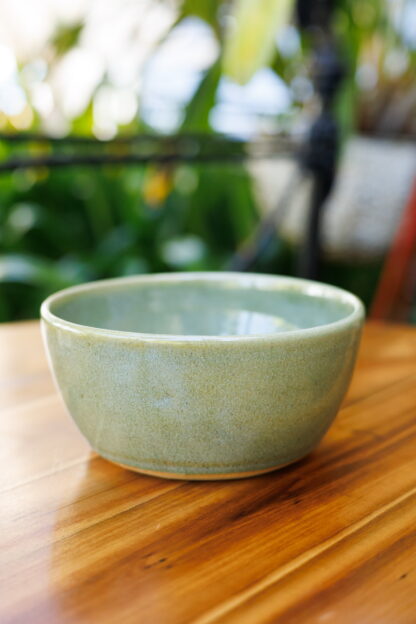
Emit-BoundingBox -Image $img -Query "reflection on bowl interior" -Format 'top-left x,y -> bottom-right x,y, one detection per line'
50,278 -> 355,337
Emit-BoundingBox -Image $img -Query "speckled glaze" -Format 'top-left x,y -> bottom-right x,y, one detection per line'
41,272 -> 364,480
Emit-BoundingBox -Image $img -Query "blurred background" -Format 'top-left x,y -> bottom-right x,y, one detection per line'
0,0 -> 415,323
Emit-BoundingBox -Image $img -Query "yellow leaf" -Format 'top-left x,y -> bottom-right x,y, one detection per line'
143,168 -> 173,207
223,0 -> 294,84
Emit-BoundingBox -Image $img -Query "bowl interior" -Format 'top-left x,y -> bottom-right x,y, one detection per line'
47,276 -> 358,337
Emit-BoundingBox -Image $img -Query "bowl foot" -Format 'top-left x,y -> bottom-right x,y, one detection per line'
106,458 -> 298,481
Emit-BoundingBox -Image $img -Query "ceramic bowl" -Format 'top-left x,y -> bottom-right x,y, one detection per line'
41,272 -> 364,480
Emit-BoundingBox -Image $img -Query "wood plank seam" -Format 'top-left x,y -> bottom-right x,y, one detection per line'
0,371 -> 49,388
1,480 -> 187,576
342,371 -> 416,408
209,493 -> 416,623
2,476 -> 183,564
192,484 -> 416,624
0,455 -> 95,495
28,418 -> 416,622
0,393 -> 58,418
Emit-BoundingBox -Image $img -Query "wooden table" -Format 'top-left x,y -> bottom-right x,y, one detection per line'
2,321 -> 416,624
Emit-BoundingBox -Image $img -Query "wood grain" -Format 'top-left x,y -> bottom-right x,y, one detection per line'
1,321 -> 416,623
0,321 -> 55,410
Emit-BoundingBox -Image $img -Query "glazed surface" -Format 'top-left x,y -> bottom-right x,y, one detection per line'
42,273 -> 364,478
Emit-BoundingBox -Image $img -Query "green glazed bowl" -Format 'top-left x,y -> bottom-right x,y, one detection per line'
41,272 -> 364,480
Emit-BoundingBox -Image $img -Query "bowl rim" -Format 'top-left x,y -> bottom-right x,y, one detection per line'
40,271 -> 365,343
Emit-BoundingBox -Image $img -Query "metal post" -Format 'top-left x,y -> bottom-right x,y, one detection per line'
296,1 -> 345,280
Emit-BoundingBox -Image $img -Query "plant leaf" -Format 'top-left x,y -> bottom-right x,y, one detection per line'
223,0 -> 294,84
179,0 -> 220,33
51,22 -> 83,56
181,61 -> 221,132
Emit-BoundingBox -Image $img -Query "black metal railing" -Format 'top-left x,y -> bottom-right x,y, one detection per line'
0,0 -> 344,280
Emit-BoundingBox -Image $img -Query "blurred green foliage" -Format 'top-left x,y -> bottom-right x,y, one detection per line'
0,0 -> 414,321
0,159 -> 261,321
0,0 -> 290,321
